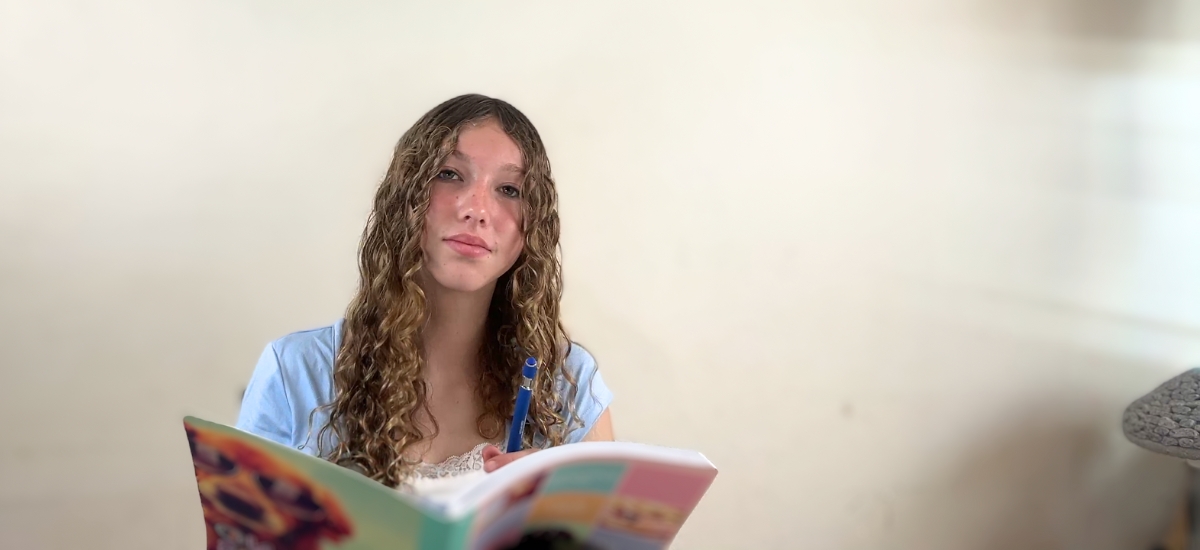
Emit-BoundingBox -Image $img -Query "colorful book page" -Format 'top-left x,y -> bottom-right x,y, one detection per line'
468,458 -> 713,550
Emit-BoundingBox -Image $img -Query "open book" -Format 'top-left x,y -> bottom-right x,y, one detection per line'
183,416 -> 717,550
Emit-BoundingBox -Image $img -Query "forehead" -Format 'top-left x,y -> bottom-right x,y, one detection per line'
451,120 -> 524,173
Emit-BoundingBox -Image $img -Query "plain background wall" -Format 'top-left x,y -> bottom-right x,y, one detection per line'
3,1 -> 1200,548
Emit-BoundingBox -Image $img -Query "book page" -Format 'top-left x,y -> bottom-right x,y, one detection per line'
437,441 -> 714,515
451,445 -> 718,550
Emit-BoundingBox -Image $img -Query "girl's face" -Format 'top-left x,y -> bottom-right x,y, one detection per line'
420,119 -> 526,295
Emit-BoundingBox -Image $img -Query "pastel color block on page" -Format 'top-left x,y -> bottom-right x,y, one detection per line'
527,493 -> 610,525
614,463 -> 712,510
542,462 -> 627,494
596,495 -> 685,541
419,512 -> 472,550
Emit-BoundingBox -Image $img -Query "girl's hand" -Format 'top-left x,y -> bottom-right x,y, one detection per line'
481,444 -> 538,472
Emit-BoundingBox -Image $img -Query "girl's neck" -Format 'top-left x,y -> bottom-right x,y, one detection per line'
419,278 -> 494,383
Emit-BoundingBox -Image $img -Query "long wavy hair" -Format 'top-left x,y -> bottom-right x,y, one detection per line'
314,94 -> 581,488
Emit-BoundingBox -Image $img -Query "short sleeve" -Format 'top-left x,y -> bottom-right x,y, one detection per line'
561,343 -> 614,443
235,343 -> 296,447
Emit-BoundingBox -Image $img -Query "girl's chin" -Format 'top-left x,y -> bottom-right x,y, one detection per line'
424,272 -> 498,295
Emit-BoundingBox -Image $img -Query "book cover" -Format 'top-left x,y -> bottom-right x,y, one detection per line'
183,416 -> 717,550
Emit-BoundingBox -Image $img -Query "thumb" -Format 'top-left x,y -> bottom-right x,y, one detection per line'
484,448 -> 538,472
481,444 -> 504,463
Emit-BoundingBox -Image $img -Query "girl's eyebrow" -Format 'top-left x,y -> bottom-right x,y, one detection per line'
449,150 -> 524,175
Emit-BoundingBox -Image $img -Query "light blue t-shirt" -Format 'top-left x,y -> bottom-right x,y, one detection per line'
235,319 -> 613,457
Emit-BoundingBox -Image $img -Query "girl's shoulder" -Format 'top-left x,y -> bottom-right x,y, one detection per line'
235,320 -> 343,453
270,319 -> 343,371
555,341 -> 614,444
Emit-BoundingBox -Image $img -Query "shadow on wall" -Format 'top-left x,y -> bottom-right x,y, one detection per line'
896,395 -> 1187,550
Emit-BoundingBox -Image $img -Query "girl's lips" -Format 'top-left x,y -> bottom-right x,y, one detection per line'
445,238 -> 490,257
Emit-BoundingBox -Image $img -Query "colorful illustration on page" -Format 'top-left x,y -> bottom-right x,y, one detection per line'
185,423 -> 354,550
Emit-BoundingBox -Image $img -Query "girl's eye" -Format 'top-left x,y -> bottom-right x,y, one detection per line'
437,169 -> 461,181
499,185 -> 521,199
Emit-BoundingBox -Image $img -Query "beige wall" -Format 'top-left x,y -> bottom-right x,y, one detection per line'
3,1 -> 1200,548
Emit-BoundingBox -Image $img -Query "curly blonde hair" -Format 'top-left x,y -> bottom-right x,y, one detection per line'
314,94 -> 581,488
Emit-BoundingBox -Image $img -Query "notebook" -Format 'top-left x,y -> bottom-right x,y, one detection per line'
182,416 -> 718,549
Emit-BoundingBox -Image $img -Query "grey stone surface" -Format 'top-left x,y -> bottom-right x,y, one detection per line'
1124,368 -> 1200,459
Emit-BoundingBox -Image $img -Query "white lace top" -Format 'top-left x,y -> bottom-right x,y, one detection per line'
402,442 -> 493,498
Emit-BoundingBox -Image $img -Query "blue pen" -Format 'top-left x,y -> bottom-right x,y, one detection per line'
506,357 -> 538,453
